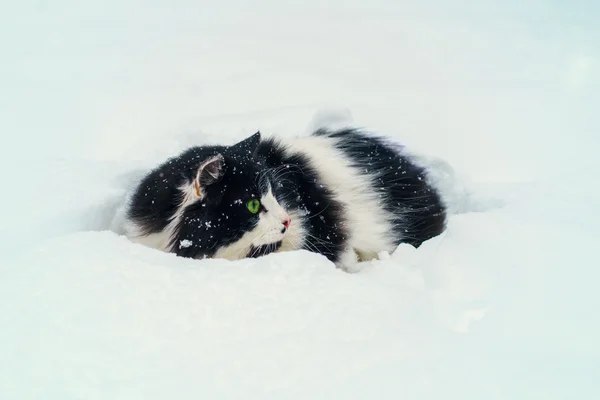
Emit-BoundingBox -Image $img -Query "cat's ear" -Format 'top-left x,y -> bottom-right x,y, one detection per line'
193,153 -> 225,198
231,131 -> 261,153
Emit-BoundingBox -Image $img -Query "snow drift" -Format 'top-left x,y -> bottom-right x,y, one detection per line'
1,1 -> 599,399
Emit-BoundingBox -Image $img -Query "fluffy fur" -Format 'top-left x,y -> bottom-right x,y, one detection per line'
123,128 -> 446,270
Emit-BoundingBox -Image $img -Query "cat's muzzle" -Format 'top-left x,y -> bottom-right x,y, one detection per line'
248,241 -> 283,258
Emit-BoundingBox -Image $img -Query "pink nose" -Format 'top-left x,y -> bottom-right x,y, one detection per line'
283,219 -> 291,228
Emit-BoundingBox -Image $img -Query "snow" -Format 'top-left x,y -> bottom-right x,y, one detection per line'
179,239 -> 193,249
1,1 -> 599,399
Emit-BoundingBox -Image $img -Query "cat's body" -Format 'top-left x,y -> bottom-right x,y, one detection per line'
124,128 -> 446,270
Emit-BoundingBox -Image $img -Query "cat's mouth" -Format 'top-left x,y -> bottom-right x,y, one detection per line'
248,241 -> 282,258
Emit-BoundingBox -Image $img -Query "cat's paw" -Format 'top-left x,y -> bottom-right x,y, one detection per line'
336,248 -> 360,273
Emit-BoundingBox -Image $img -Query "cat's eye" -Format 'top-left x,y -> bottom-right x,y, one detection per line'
247,199 -> 261,214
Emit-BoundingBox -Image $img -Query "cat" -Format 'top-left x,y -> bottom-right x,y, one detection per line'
123,127 -> 447,270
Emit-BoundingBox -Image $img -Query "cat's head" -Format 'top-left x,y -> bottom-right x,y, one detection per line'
125,131 -> 295,261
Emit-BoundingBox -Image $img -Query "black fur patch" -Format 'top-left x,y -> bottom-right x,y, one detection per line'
313,128 -> 446,247
126,144 -> 227,237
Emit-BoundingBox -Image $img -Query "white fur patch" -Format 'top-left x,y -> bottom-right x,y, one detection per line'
284,135 -> 397,261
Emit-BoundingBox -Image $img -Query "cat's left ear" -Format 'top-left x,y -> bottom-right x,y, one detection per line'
193,153 -> 225,198
231,131 -> 261,153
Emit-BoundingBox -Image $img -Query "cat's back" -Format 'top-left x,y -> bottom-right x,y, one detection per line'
283,128 -> 446,258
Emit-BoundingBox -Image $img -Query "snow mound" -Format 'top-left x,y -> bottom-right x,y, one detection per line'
2,1 -> 599,399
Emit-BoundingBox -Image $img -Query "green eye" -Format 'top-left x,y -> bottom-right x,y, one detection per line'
247,199 -> 261,214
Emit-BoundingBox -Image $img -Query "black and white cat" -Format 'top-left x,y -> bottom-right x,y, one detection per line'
123,128 -> 446,270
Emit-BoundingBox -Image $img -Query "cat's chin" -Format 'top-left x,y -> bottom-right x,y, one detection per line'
247,241 -> 283,258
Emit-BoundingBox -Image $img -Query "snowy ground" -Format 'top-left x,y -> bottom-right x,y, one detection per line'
1,1 -> 599,399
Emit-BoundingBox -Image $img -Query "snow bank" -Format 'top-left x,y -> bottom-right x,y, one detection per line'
1,1 -> 599,399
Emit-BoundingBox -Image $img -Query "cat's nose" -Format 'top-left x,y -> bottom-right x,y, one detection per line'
281,218 -> 291,233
